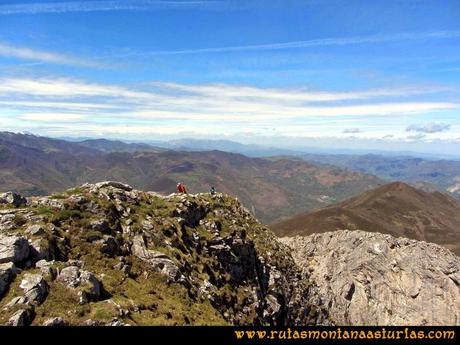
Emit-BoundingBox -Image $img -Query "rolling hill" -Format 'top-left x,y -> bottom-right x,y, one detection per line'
0,132 -> 383,223
302,153 -> 460,200
271,182 -> 460,255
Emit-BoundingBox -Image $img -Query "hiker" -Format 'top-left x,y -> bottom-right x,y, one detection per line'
176,182 -> 188,194
210,186 -> 216,195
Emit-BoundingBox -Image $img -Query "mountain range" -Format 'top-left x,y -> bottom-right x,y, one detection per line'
271,182 -> 460,255
0,132 -> 383,223
301,153 -> 460,200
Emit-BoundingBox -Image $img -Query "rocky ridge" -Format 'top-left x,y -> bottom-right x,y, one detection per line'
280,230 -> 460,326
0,182 -> 330,326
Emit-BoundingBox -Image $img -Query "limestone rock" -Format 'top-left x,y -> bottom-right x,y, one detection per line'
95,181 -> 133,192
7,308 -> 34,326
29,239 -> 50,262
281,230 -> 460,326
0,235 -> 29,263
0,262 -> 16,296
57,266 -> 80,287
43,317 -> 66,326
25,225 -> 46,236
0,192 -> 27,207
57,266 -> 102,302
131,235 -> 184,283
35,260 -> 57,278
19,273 -> 48,304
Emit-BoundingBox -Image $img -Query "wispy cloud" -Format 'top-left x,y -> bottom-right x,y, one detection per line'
127,30 -> 460,56
1,77 -> 459,139
406,123 -> 451,134
0,42 -> 99,67
0,1 -> 219,15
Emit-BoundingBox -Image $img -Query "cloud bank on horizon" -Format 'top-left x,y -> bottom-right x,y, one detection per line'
0,0 -> 459,155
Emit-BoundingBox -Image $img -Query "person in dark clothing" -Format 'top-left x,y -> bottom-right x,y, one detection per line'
210,186 -> 216,195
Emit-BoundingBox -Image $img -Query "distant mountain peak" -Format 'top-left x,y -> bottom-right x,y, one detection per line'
272,182 -> 460,255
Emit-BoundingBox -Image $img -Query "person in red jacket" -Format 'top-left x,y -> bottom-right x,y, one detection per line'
176,182 -> 188,194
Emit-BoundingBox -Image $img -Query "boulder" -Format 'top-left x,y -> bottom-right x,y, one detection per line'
97,235 -> 120,257
131,235 -> 184,283
0,212 -> 16,231
56,266 -> 80,287
25,225 -> 46,236
79,270 -> 101,298
95,181 -> 133,192
0,235 -> 29,263
90,219 -> 111,234
19,273 -> 48,304
0,262 -> 16,296
29,239 -> 50,262
0,192 -> 27,207
7,308 -> 34,326
57,266 -> 102,301
43,317 -> 66,326
35,259 -> 57,278
5,296 -> 28,308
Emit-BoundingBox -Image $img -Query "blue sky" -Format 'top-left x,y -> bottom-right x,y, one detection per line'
0,0 -> 460,155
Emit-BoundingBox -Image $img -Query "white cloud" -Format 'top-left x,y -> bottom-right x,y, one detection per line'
0,42 -> 99,67
2,77 -> 459,139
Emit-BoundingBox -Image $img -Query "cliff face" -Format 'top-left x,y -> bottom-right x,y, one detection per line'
0,182 -> 329,326
281,230 -> 460,326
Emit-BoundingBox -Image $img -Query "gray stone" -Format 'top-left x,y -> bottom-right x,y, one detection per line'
0,192 -> 27,207
79,270 -> 101,298
0,262 -> 16,296
35,259 -> 57,278
29,239 -> 49,262
131,235 -> 184,283
57,266 -> 102,301
81,319 -> 104,326
33,197 -> 64,210
19,273 -> 48,304
98,235 -> 120,257
90,219 -> 111,233
7,308 -> 34,326
0,235 -> 29,263
43,317 -> 66,326
281,230 -> 460,326
57,266 -> 80,287
25,224 -> 45,236
5,296 -> 28,308
95,181 -> 133,192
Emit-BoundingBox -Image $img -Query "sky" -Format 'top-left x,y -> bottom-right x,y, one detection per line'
0,0 -> 460,156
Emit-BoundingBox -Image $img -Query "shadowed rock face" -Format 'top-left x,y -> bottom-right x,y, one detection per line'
281,230 -> 460,326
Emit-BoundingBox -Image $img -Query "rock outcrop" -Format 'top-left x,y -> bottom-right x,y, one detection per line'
0,182 -> 329,326
281,230 -> 460,326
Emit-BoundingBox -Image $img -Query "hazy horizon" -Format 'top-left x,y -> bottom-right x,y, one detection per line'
1,0 -> 459,156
